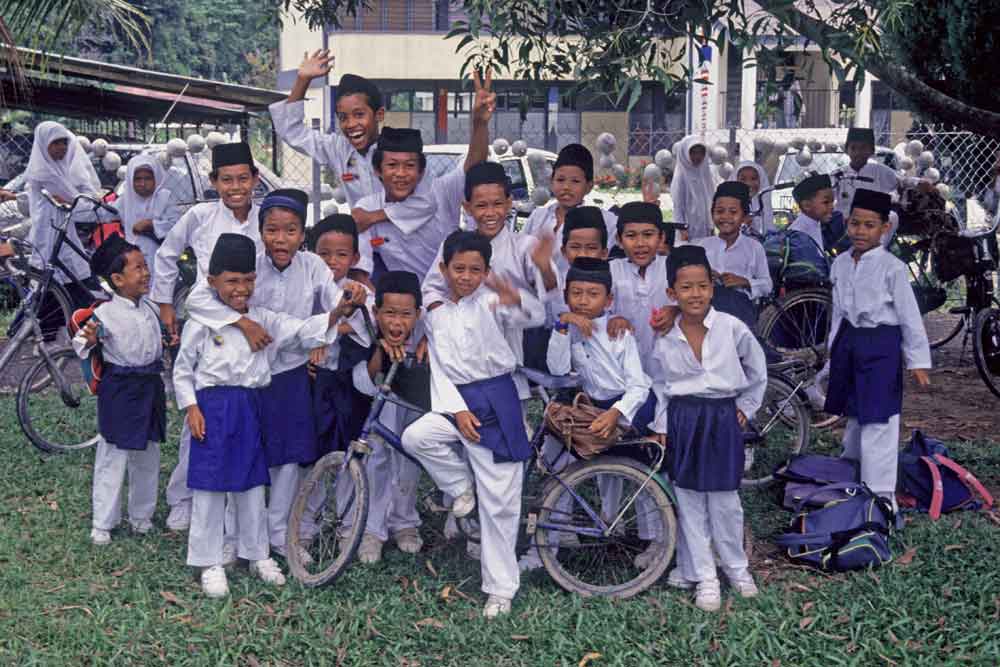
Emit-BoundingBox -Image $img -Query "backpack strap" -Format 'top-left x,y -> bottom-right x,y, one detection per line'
919,455 -> 944,520
932,455 -> 995,508
790,482 -> 865,514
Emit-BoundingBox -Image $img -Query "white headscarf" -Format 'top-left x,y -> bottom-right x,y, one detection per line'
24,121 -> 100,208
730,161 -> 775,234
670,135 -> 715,240
118,154 -> 177,273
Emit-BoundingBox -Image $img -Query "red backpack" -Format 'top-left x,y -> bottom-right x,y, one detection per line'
68,302 -> 109,395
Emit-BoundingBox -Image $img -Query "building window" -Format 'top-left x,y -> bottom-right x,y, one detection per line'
336,0 -> 438,32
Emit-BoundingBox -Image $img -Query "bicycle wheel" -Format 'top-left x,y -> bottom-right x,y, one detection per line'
285,450 -> 369,587
757,288 -> 832,362
742,374 -> 810,487
16,348 -> 100,453
972,307 -> 1000,399
535,456 -> 676,598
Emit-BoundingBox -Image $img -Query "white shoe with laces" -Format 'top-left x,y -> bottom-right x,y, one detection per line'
90,528 -> 111,546
451,488 -> 476,519
728,573 -> 759,598
249,558 -> 286,586
166,503 -> 191,531
482,595 -> 512,619
201,565 -> 229,598
695,580 -> 722,612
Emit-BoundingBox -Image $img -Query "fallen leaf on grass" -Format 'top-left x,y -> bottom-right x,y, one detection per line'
878,653 -> 899,666
159,591 -> 184,607
941,586 -> 953,598
43,584 -> 66,594
111,565 -> 134,577
788,582 -> 812,593
511,635 -> 530,641
985,511 -> 1000,527
834,614 -> 851,625
888,629 -> 900,645
44,605 -> 94,617
816,632 -> 848,641
801,601 -> 815,614
245,655 -> 261,667
896,547 -> 918,566
578,652 -> 602,667
943,544 -> 964,552
414,618 -> 445,630
799,617 -> 814,630
425,560 -> 438,577
771,660 -> 781,667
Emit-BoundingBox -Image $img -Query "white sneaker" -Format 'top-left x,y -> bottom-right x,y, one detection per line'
451,488 -> 476,519
518,549 -> 544,572
482,595 -> 512,619
249,558 -> 286,586
221,542 -> 238,567
666,568 -> 696,590
392,527 -> 423,554
633,541 -> 665,569
729,573 -> 759,598
201,565 -> 229,598
273,543 -> 315,566
443,514 -> 461,540
695,580 -> 722,612
90,528 -> 111,546
357,533 -> 385,564
130,519 -> 153,535
166,502 -> 192,531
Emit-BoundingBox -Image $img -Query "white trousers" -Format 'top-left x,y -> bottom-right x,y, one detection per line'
91,437 -> 160,531
188,487 -> 267,567
267,463 -> 302,550
841,414 -> 900,509
402,413 -> 523,599
673,487 -> 748,584
165,423 -> 192,509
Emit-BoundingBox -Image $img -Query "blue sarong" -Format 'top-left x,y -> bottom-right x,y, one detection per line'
667,395 -> 743,492
97,361 -> 166,451
189,386 -> 269,492
455,373 -> 531,463
259,364 -> 318,467
824,322 -> 903,424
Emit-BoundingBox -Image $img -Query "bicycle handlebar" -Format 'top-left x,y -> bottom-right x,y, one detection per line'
39,190 -> 119,217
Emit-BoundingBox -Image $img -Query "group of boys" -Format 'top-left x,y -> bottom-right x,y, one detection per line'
76,54 -> 930,617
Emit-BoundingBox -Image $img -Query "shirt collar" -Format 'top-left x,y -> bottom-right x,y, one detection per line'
111,292 -> 142,309
667,307 -> 716,341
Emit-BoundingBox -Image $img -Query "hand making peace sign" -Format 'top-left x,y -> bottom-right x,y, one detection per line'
471,67 -> 497,125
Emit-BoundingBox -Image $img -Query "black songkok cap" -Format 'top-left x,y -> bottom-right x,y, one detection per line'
378,127 -> 423,154
846,127 -> 875,147
714,181 -> 751,213
209,233 -> 256,276
850,188 -> 892,220
554,143 -> 594,182
666,244 -> 712,285
211,142 -> 254,171
792,173 -> 833,203
89,233 -> 131,280
307,213 -> 358,252
616,201 -> 664,236
566,256 -> 612,292
563,206 -> 608,247
376,270 -> 422,309
464,161 -> 510,200
338,73 -> 383,110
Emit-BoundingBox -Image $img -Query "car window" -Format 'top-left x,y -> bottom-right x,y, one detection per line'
500,159 -> 529,200
425,153 -> 462,179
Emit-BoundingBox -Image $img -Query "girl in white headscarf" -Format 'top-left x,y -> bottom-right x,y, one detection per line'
670,135 -> 715,240
25,121 -> 102,291
118,154 -> 179,279
731,161 -> 776,235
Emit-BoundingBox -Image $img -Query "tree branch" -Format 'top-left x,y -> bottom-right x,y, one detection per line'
753,0 -> 1000,134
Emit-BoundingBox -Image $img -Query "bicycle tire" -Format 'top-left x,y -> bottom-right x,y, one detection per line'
742,374 -> 810,487
535,456 -> 676,599
972,307 -> 1000,399
908,245 -> 966,349
285,450 -> 369,587
16,348 -> 100,453
757,288 -> 832,362
22,268 -> 75,344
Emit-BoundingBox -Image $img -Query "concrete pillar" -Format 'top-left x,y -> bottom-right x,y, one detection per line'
855,77 -> 874,128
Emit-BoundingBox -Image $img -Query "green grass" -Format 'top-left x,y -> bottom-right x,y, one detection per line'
2,399 -> 1000,666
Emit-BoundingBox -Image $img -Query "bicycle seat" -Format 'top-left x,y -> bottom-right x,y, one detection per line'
519,367 -> 581,390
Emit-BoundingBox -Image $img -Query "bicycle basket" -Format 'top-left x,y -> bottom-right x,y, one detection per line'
911,283 -> 947,315
543,393 -> 623,459
897,190 -> 957,237
932,233 -> 978,283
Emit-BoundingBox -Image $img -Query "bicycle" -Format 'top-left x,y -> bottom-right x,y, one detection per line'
4,191 -> 117,453
285,360 -> 680,599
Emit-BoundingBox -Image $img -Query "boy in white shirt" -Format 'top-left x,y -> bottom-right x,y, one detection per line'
787,174 -> 835,253
824,189 -> 931,511
835,127 -> 900,220
650,245 -> 768,612
401,231 -> 544,619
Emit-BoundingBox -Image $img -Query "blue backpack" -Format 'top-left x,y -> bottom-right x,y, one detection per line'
774,483 -> 894,572
897,431 -> 994,519
763,229 -> 829,288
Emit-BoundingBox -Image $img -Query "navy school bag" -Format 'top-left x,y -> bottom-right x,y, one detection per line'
897,431 -> 994,520
774,482 -> 894,572
773,454 -> 860,510
763,229 -> 830,288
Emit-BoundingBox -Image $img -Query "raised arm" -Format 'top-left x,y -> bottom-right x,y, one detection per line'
465,68 -> 495,171
269,50 -> 343,165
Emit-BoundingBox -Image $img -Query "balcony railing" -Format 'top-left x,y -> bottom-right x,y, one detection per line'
753,85 -> 853,129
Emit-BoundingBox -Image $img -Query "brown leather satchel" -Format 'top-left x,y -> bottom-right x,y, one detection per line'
543,393 -> 623,459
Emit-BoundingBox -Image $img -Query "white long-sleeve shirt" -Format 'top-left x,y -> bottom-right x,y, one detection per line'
181,250 -> 345,374
651,308 -> 767,433
151,200 -> 262,304
521,203 -> 618,274
424,285 -> 545,414
357,166 -> 465,281
834,161 -> 900,217
694,234 -> 773,299
269,99 -> 437,225
609,255 -> 675,379
172,305 -> 337,410
546,315 -> 651,425
316,275 -> 374,372
787,212 -> 826,253
71,293 -> 162,367
828,246 -> 931,370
